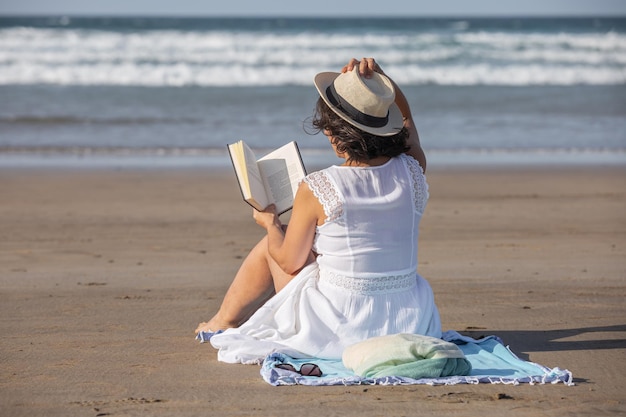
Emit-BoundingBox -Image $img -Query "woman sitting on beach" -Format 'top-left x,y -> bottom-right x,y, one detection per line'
195,57 -> 441,364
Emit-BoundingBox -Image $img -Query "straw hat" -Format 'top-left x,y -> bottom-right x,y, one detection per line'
314,67 -> 404,136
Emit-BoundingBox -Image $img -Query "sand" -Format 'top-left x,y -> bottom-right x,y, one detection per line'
0,164 -> 624,416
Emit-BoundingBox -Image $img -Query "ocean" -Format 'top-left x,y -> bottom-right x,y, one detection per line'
0,16 -> 625,168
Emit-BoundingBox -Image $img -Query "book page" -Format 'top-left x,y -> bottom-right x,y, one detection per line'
258,141 -> 307,214
228,141 -> 269,210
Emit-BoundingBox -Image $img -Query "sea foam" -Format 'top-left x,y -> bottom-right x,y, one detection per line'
0,27 -> 624,86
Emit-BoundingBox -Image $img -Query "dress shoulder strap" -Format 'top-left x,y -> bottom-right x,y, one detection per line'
400,154 -> 429,214
303,170 -> 344,223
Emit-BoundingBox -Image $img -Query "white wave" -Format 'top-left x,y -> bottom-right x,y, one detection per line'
481,48 -> 626,65
455,30 -> 626,52
0,27 -> 624,86
396,64 -> 626,86
1,61 -> 623,86
1,147 -> 623,170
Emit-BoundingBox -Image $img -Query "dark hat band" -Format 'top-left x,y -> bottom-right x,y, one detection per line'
326,84 -> 389,128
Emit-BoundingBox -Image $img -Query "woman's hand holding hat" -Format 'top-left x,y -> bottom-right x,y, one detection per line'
341,57 -> 386,78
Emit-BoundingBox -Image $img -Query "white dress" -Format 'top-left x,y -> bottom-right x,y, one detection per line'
210,154 -> 442,364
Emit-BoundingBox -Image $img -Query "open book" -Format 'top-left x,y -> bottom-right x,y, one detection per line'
227,140 -> 307,214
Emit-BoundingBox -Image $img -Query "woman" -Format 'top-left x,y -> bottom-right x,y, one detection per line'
195,58 -> 441,364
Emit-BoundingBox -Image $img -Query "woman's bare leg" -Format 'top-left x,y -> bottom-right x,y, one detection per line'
195,234 -> 301,334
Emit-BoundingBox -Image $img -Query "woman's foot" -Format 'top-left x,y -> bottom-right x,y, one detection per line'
194,322 -> 215,334
194,316 -> 238,335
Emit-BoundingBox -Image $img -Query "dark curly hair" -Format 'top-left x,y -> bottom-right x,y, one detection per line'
309,97 -> 410,164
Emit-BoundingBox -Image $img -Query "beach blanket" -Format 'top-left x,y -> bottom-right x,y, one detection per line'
197,330 -> 573,387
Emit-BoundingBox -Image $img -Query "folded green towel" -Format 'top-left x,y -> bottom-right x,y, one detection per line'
342,333 -> 472,379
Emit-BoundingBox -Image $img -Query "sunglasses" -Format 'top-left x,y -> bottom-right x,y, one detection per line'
275,362 -> 322,377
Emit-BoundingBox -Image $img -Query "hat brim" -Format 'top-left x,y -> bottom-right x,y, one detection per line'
314,71 -> 404,137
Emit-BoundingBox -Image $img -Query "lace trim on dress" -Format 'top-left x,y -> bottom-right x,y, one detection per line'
303,171 -> 344,223
321,270 -> 417,295
402,154 -> 429,214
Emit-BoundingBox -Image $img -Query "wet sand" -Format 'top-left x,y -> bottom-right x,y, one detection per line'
1,165 -> 624,416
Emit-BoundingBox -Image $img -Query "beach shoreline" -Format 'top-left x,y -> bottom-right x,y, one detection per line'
1,165 -> 624,416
